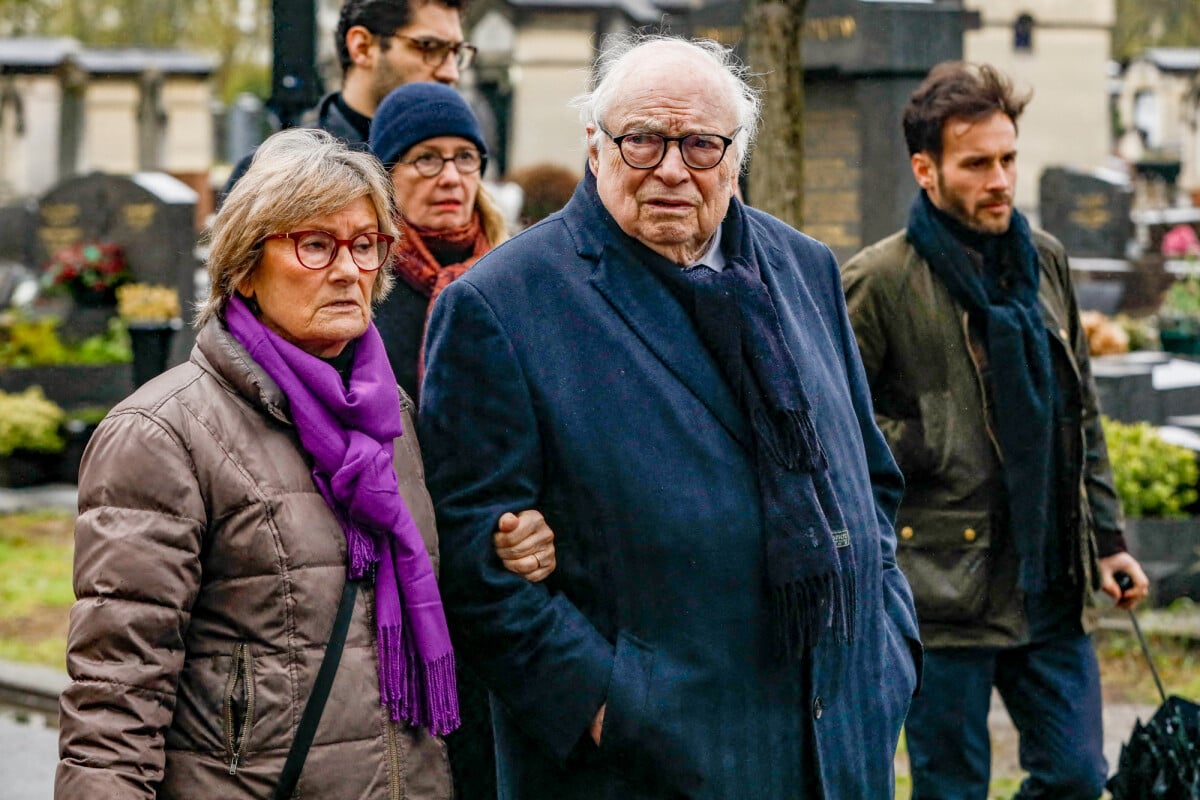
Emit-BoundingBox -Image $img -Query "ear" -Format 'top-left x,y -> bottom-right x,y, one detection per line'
586,124 -> 601,174
911,152 -> 937,192
345,25 -> 377,70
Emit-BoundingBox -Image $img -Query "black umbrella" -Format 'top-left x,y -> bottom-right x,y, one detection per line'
1106,574 -> 1200,800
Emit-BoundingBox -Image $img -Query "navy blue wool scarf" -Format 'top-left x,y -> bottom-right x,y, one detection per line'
907,191 -> 1060,593
580,171 -> 856,657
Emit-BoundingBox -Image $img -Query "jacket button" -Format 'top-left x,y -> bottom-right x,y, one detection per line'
900,526 -> 914,540
963,528 -> 977,542
812,696 -> 824,720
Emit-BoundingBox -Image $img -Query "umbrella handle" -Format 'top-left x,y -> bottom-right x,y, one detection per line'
1115,571 -> 1168,705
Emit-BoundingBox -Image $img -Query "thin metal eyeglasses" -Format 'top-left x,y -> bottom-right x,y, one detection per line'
262,231 -> 395,272
389,34 -> 478,70
599,123 -> 742,170
398,149 -> 486,178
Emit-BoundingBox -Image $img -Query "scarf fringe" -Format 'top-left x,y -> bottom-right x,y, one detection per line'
771,571 -> 856,660
378,624 -> 461,736
752,406 -> 827,473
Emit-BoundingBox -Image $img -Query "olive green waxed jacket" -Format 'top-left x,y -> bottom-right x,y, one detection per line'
842,228 -> 1126,649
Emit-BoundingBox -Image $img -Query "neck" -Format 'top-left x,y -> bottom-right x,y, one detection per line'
339,70 -> 378,118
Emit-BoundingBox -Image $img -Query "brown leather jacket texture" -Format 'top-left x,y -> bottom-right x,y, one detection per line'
56,316 -> 451,799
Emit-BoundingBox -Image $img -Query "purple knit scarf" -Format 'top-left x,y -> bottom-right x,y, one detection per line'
225,296 -> 459,735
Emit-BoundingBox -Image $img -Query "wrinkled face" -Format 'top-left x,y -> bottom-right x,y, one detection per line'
239,196 -> 379,358
391,136 -> 481,230
587,50 -> 740,265
913,110 -> 1018,235
370,2 -> 463,104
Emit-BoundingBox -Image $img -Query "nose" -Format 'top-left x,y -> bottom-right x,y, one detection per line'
327,242 -> 361,281
654,140 -> 690,183
434,54 -> 459,84
436,158 -> 464,184
986,161 -> 1011,192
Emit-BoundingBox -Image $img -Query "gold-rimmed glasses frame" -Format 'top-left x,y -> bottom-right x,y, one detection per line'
262,231 -> 395,272
390,34 -> 478,70
599,123 -> 742,170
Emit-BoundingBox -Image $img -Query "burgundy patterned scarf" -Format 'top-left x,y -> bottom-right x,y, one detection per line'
225,295 -> 459,734
392,213 -> 491,382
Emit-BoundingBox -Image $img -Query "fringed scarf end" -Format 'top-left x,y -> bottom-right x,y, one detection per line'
753,406 -> 827,473
378,625 -> 460,736
771,572 -> 856,661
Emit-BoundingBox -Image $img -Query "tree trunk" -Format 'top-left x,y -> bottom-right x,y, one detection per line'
744,0 -> 808,228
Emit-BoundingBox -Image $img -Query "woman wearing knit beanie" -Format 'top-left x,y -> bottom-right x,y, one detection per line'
369,81 -> 508,400
369,81 -> 509,800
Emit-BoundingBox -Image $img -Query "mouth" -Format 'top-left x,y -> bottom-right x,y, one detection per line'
645,198 -> 695,212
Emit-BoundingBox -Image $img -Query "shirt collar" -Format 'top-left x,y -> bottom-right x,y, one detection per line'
690,225 -> 726,271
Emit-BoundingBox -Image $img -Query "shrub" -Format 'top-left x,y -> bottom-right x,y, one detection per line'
1102,417 -> 1199,518
0,387 -> 66,456
0,314 -> 130,367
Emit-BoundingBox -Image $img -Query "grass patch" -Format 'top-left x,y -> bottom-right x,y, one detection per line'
1096,625 -> 1200,705
0,511 -> 74,668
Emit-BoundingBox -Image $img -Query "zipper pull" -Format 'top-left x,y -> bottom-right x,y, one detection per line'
229,753 -> 239,775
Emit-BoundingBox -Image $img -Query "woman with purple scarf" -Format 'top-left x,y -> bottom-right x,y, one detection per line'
56,128 -> 554,800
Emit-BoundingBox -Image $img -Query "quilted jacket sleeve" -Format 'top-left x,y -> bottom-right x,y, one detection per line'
56,407 -> 208,800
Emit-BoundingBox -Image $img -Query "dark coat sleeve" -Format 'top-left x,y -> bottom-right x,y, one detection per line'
418,278 -> 614,765
821,241 -> 921,675
56,410 -> 207,799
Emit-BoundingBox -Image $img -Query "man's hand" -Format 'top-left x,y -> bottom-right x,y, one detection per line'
1098,551 -> 1149,610
590,704 -> 606,746
494,510 -> 556,583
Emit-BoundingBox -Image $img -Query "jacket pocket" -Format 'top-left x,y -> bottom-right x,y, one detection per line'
221,641 -> 255,775
896,509 -> 992,623
596,631 -> 703,797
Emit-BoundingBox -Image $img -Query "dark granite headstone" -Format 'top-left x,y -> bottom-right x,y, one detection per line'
35,172 -> 198,362
1039,167 -> 1133,259
0,201 -> 36,267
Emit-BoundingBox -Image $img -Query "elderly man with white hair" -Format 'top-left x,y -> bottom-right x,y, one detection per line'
419,34 -> 921,799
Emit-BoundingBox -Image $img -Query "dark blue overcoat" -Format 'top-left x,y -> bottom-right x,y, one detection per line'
419,173 -> 921,799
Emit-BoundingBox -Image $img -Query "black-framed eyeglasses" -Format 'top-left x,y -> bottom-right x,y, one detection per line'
389,34 -> 477,70
398,149 -> 486,178
599,123 -> 742,170
262,230 -> 395,271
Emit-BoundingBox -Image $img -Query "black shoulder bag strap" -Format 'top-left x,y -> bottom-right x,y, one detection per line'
272,577 -> 360,800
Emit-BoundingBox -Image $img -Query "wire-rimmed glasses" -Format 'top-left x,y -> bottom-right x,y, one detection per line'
397,149 -> 486,178
599,123 -> 742,170
391,34 -> 478,71
262,231 -> 395,271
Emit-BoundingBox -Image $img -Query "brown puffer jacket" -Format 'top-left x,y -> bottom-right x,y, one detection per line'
56,315 -> 452,800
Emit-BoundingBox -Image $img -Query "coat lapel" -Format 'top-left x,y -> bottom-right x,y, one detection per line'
589,244 -> 752,452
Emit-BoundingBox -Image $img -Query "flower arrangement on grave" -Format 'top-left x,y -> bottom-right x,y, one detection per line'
42,240 -> 134,306
116,283 -> 181,324
116,283 -> 182,388
1158,225 -> 1200,348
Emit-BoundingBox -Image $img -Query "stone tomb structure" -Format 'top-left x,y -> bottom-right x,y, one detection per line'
25,171 -> 199,399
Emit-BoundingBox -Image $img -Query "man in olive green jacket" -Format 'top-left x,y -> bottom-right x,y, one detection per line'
842,61 -> 1149,799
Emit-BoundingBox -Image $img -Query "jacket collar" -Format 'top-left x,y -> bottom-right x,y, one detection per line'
195,312 -> 292,426
566,169 -> 752,451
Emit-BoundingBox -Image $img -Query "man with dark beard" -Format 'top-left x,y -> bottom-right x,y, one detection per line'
841,61 -> 1149,799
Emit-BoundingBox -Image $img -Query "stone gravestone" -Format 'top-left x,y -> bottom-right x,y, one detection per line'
35,172 -> 199,363
688,0 -> 970,264
1040,167 -> 1135,314
1040,167 -> 1134,259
